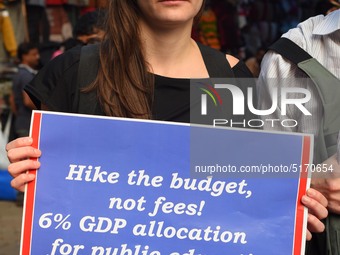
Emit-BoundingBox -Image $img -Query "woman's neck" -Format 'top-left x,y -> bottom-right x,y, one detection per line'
139,20 -> 208,78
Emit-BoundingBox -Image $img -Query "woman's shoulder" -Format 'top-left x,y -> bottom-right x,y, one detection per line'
25,45 -> 83,111
225,54 -> 254,78
48,45 -> 82,73
30,45 -> 82,87
31,45 -> 83,90
226,54 -> 239,68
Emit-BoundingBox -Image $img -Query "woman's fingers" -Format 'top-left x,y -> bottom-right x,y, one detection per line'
7,146 -> 41,163
307,213 -> 325,234
8,160 -> 40,178
306,230 -> 312,241
6,137 -> 41,164
6,137 -> 42,191
302,189 -> 328,220
301,188 -> 328,240
6,137 -> 33,151
10,172 -> 36,192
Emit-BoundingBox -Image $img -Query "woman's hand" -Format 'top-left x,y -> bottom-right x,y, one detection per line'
301,188 -> 328,240
6,137 -> 42,192
311,153 -> 340,214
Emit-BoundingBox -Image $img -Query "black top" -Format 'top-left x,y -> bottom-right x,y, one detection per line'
25,45 -> 256,124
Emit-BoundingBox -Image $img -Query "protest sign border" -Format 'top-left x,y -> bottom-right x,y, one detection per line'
20,111 -> 312,255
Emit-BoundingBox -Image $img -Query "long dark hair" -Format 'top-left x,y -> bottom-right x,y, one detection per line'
86,0 -> 206,119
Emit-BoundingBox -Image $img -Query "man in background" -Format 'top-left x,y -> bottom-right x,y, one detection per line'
73,10 -> 105,45
12,42 -> 39,138
51,10 -> 106,59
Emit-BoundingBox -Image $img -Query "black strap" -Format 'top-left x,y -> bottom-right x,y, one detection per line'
75,44 -> 100,114
197,43 -> 235,78
268,37 -> 312,65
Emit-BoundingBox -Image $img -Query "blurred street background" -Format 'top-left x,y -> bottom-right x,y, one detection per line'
0,201 -> 22,255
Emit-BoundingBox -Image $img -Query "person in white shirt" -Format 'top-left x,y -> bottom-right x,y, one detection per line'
258,6 -> 340,255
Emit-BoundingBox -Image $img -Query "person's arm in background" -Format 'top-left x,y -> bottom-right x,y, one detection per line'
257,48 -> 328,240
257,51 -> 317,133
20,70 -> 38,110
9,92 -> 16,115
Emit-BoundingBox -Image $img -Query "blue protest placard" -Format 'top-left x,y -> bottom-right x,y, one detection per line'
22,111 -> 312,255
